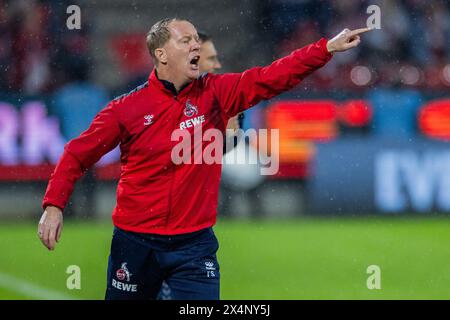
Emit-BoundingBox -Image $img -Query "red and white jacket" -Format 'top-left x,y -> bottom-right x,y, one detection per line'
42,38 -> 332,235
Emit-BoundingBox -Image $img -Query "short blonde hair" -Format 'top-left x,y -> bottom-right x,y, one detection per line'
146,18 -> 186,64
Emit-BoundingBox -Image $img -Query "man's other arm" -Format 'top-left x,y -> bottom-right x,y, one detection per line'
38,102 -> 121,250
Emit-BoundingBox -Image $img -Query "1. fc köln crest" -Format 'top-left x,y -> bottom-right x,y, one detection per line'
116,262 -> 132,282
184,99 -> 198,117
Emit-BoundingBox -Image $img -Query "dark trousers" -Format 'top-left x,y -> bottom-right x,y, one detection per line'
105,226 -> 220,300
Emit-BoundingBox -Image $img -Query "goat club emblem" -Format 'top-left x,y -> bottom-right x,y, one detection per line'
116,262 -> 132,282
184,100 -> 198,117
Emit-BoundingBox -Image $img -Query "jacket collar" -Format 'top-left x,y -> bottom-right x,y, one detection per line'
148,69 -> 194,98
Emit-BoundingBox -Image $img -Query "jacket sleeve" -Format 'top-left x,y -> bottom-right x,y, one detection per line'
211,38 -> 333,117
42,102 -> 121,211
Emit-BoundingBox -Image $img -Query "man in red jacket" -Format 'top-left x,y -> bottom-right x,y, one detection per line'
38,17 -> 370,299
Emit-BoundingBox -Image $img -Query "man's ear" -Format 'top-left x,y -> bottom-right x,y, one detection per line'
155,48 -> 167,65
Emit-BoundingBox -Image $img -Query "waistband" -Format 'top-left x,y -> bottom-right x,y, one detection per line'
114,226 -> 213,246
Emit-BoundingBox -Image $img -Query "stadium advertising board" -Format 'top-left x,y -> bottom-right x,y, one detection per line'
0,99 -> 119,180
1,97 -> 449,183
310,137 -> 450,214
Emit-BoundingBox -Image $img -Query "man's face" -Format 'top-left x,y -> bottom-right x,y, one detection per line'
162,20 -> 201,81
199,40 -> 222,74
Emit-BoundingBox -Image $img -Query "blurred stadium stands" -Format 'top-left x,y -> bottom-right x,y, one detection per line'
0,0 -> 450,219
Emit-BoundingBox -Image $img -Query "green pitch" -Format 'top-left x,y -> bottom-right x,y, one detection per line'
0,217 -> 449,300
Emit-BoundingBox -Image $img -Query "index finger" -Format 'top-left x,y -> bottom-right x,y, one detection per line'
48,227 -> 57,251
349,27 -> 373,37
40,223 -> 51,249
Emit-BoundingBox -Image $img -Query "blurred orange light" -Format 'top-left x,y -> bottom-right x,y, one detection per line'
419,99 -> 450,140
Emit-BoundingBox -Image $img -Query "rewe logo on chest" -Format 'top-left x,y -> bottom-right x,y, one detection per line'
179,115 -> 206,130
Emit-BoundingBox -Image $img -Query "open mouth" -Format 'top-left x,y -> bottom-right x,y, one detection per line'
190,56 -> 200,70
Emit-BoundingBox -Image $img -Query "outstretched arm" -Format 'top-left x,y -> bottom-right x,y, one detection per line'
211,27 -> 372,118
